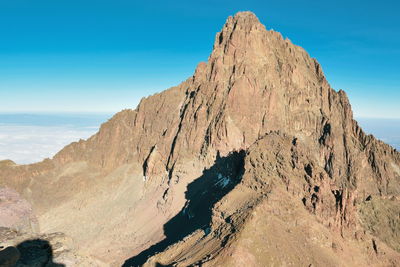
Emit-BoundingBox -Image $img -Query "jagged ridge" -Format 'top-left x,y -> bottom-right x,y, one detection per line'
1,11 -> 399,266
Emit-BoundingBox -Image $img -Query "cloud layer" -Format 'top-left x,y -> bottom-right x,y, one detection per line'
0,125 -> 99,164
0,115 -> 398,165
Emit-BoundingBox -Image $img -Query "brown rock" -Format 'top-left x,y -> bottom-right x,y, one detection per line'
0,187 -> 38,234
0,11 -> 399,266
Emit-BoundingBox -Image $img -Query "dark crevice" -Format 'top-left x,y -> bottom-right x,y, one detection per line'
166,93 -> 192,174
304,164 -> 313,177
325,152 -> 334,178
302,197 -> 307,206
311,193 -> 319,212
123,151 -> 246,267
218,32 -> 224,45
142,145 -> 156,178
292,138 -> 297,146
332,190 -> 343,211
372,239 -> 378,254
167,161 -> 176,183
319,122 -> 331,145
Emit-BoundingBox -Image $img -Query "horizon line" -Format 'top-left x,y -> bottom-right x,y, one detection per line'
0,111 -> 399,120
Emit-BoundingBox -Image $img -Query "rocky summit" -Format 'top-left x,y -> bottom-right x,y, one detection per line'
1,11 -> 400,267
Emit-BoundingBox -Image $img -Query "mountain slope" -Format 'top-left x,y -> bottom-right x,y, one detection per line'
1,11 -> 400,266
140,132 -> 400,266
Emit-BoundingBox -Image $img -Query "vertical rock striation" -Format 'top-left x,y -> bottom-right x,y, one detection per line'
1,11 -> 399,266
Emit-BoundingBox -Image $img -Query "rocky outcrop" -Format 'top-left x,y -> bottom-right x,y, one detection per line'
141,132 -> 400,266
0,187 -> 38,234
1,11 -> 399,266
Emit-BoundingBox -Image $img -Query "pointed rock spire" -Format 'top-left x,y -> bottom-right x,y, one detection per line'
211,11 -> 268,59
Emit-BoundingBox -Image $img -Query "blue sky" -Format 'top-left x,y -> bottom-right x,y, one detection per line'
0,0 -> 399,118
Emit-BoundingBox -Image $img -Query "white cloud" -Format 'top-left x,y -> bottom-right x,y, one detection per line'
1,117 -> 398,165
0,125 -> 99,164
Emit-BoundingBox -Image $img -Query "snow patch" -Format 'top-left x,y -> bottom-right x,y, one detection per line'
215,173 -> 231,188
183,204 -> 194,219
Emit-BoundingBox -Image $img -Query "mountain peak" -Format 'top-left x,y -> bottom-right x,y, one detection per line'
228,11 -> 261,27
2,11 -> 400,267
212,11 -> 267,52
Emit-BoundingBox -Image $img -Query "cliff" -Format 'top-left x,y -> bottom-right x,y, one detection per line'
1,11 -> 399,266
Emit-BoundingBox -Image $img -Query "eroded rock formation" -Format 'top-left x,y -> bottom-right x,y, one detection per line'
1,11 -> 399,266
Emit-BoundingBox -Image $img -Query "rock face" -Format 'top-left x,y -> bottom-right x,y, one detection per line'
1,11 -> 400,266
0,188 -> 38,234
140,133 -> 400,267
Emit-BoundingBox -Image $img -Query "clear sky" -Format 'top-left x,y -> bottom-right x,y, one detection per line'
0,0 -> 399,118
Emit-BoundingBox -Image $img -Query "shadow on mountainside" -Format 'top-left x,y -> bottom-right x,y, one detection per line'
0,239 -> 65,267
123,151 -> 246,267
17,239 -> 65,267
